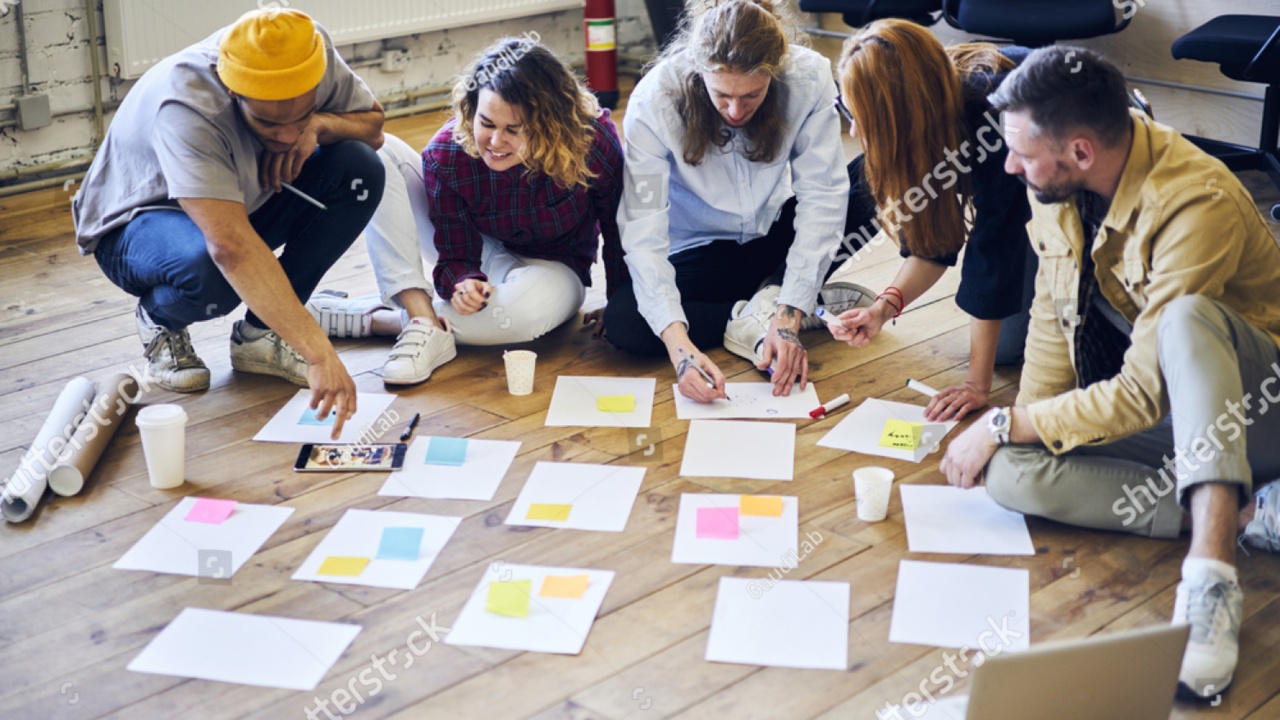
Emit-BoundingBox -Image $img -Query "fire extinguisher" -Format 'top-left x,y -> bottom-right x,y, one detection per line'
584,0 -> 619,110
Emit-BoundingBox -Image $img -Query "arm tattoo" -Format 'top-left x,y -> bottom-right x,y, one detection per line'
777,328 -> 803,347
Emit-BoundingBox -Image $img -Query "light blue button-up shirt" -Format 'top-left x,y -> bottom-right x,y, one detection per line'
618,44 -> 850,337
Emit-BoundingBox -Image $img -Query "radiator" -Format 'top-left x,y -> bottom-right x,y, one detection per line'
102,0 -> 583,79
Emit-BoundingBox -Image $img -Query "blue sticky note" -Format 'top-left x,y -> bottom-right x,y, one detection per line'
425,437 -> 468,466
299,407 -> 336,426
376,527 -> 424,561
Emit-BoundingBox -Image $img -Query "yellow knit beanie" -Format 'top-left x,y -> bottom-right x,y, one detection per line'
217,8 -> 326,101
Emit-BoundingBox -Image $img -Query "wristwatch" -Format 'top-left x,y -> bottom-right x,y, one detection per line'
987,407 -> 1011,445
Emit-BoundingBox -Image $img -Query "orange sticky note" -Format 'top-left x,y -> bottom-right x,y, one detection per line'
527,503 -> 572,522
317,556 -> 370,577
740,495 -> 784,517
539,574 -> 590,599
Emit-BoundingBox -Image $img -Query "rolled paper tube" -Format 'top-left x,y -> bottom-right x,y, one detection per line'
1,377 -> 96,522
48,373 -> 141,497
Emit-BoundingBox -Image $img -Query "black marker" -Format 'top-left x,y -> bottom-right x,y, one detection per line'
399,412 -> 421,441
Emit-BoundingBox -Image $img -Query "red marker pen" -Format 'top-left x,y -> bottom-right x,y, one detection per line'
809,393 -> 851,419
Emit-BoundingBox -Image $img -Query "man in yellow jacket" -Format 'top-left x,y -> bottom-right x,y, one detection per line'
940,46 -> 1280,700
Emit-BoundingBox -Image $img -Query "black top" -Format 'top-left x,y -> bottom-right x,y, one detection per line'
845,48 -> 1033,321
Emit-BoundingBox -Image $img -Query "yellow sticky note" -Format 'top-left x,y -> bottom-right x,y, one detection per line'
740,495 -> 784,517
597,394 -> 636,413
486,579 -> 532,617
527,503 -> 573,522
539,574 -> 590,599
879,419 -> 924,450
317,556 -> 371,577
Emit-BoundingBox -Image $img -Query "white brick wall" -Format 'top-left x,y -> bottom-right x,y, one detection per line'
0,0 -> 657,180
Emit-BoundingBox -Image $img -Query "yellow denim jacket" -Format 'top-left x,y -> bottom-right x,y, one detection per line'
1018,110 -> 1280,454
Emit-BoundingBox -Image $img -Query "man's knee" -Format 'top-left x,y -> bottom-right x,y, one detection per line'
1158,295 -> 1223,347
985,445 -> 1057,515
322,140 -> 386,208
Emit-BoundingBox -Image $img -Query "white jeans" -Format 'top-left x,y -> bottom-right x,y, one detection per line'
364,133 -> 586,345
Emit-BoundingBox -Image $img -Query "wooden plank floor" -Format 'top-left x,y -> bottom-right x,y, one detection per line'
3,103 -> 1280,719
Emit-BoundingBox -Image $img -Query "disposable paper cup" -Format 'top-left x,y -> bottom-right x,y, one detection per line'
135,404 -> 188,490
853,466 -> 894,522
503,350 -> 537,396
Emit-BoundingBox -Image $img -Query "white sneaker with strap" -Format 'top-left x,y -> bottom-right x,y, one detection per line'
383,318 -> 457,385
306,290 -> 390,338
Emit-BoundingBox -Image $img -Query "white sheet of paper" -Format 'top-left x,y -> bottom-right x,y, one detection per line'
114,497 -> 293,578
900,485 -> 1035,556
505,461 -> 645,532
544,376 -> 656,428
127,607 -> 360,690
671,493 -> 799,567
291,509 -> 461,590
445,563 -> 614,655
705,577 -> 849,670
817,398 -> 957,462
673,383 -> 821,420
252,389 -> 398,444
889,560 -> 1030,651
377,436 -> 521,501
680,419 -> 795,481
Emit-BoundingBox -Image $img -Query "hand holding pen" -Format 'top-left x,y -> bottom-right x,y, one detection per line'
675,347 -> 728,404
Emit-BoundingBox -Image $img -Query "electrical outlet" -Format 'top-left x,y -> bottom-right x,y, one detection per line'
381,49 -> 412,73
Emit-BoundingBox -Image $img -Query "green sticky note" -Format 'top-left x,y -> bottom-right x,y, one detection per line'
486,579 -> 532,617
597,394 -> 636,413
879,419 -> 924,450
527,503 -> 573,522
317,556 -> 371,577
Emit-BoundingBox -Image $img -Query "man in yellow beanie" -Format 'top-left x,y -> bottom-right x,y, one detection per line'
73,9 -> 385,437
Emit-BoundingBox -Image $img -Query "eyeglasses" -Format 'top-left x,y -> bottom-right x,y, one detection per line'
834,88 -> 854,124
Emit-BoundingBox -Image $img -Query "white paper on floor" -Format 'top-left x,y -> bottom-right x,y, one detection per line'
127,608 -> 360,690
670,493 -> 800,568
113,497 -> 293,579
292,508 -> 461,590
705,576 -> 850,670
378,436 -> 521,501
888,560 -> 1030,651
679,419 -> 796,481
673,382 -> 820,420
252,389 -> 398,444
816,398 -> 957,463
505,461 -> 646,532
544,376 -> 656,428
900,485 -> 1035,556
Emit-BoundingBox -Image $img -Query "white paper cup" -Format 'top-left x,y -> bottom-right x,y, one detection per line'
135,404 -> 188,489
503,350 -> 537,396
853,466 -> 894,522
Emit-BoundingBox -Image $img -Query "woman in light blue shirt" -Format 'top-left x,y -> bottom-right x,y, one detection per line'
605,0 -> 866,403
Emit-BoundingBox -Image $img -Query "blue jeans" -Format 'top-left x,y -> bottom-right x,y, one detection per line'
93,140 -> 385,331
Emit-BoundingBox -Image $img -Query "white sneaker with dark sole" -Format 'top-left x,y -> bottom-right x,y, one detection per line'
229,321 -> 309,387
1173,565 -> 1242,700
383,318 -> 457,385
135,304 -> 210,393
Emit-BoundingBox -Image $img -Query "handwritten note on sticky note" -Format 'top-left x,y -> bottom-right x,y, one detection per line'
740,495 -> 784,517
185,498 -> 237,524
317,556 -> 371,577
879,419 -> 924,450
540,574 -> 590,599
597,394 -> 636,413
299,407 -> 336,426
527,503 -> 572,522
376,527 -> 424,561
486,579 -> 532,617
425,437 -> 468,466
696,507 -> 740,540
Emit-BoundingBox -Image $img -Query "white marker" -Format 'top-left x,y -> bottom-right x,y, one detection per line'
809,393 -> 851,419
281,182 -> 328,211
906,379 -> 939,397
814,307 -> 845,331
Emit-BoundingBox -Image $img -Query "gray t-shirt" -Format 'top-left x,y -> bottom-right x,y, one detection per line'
72,24 -> 376,253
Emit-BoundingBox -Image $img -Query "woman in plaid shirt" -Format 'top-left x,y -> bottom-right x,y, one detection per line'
310,38 -> 626,385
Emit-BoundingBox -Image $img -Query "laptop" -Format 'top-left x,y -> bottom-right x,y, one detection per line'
918,624 -> 1189,720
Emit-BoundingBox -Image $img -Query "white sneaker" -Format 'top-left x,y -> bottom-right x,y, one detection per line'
229,320 -> 309,387
801,281 -> 876,330
305,290 -> 390,338
1240,481 -> 1280,553
383,318 -> 457,385
1173,561 -> 1242,699
723,285 -> 781,366
135,305 -> 210,393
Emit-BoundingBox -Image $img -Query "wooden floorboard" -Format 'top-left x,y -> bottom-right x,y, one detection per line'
3,106 -> 1280,720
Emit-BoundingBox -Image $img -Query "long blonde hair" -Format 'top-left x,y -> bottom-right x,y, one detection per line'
657,0 -> 804,166
451,38 -> 601,189
838,19 -> 1012,258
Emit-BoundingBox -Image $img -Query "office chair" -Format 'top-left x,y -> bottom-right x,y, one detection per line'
798,0 -> 942,34
942,0 -> 1131,47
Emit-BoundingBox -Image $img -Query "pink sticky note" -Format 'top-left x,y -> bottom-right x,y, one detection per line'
696,507 -> 740,540
184,498 -> 238,525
